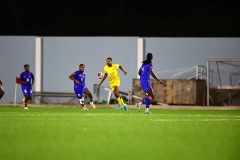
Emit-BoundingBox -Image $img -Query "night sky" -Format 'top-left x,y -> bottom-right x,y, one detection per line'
1,0 -> 239,37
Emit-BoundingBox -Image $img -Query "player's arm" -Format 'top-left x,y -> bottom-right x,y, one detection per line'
69,73 -> 80,84
19,77 -> 28,84
119,65 -> 127,75
138,68 -> 142,76
149,68 -> 164,85
30,77 -> 35,88
98,73 -> 107,87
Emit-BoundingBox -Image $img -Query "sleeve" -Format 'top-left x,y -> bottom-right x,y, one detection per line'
20,73 -> 23,79
104,66 -> 107,73
115,64 -> 120,69
73,72 -> 77,79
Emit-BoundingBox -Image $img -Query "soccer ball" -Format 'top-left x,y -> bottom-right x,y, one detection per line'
97,72 -> 104,79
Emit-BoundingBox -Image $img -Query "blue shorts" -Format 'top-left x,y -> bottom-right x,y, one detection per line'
21,86 -> 33,97
74,85 -> 88,99
140,80 -> 152,93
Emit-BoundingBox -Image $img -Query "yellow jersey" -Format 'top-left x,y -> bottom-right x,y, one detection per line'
104,64 -> 120,89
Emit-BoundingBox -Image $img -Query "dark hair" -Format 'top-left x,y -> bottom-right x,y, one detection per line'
142,53 -> 153,64
107,57 -> 112,61
24,64 -> 30,67
79,64 -> 85,67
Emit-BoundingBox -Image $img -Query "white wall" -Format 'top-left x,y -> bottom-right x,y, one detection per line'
1,36 -> 240,103
0,36 -> 36,103
144,38 -> 240,79
42,37 -> 138,100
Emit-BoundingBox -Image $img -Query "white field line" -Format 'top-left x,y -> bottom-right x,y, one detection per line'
153,119 -> 240,122
0,112 -> 135,116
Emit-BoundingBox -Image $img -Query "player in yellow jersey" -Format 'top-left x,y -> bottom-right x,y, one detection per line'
98,57 -> 128,111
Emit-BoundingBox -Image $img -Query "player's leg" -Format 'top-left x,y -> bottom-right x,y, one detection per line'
144,88 -> 154,114
21,86 -> 30,110
74,86 -> 88,110
113,86 -> 122,109
136,81 -> 153,113
113,86 -> 128,111
27,88 -> 33,104
84,89 -> 96,109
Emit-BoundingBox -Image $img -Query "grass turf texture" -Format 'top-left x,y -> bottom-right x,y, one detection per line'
0,106 -> 240,160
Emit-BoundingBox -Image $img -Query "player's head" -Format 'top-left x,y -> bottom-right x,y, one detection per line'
24,64 -> 30,72
142,53 -> 153,64
79,64 -> 85,72
147,53 -> 153,60
106,57 -> 112,66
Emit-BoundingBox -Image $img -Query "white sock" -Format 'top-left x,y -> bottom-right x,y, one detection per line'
79,98 -> 84,104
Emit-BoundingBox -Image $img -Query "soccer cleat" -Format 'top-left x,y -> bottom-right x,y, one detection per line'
144,111 -> 152,114
24,107 -> 28,110
82,106 -> 88,111
136,102 -> 142,112
90,102 -> 96,109
124,104 -> 128,111
117,104 -> 121,110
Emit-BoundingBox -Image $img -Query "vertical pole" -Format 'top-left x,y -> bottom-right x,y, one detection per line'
207,61 -> 210,106
35,37 -> 42,104
196,65 -> 198,80
137,38 -> 144,78
14,83 -> 17,107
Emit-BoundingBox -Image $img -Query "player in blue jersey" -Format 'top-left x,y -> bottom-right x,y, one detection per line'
0,80 -> 5,100
19,64 -> 35,110
136,53 -> 164,114
69,64 -> 96,111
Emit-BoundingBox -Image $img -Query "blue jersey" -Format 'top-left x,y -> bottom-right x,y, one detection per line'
73,70 -> 85,87
73,71 -> 88,99
20,71 -> 34,96
139,63 -> 152,93
20,71 -> 34,87
139,63 -> 152,81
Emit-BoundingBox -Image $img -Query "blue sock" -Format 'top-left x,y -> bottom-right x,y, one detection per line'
143,97 -> 151,108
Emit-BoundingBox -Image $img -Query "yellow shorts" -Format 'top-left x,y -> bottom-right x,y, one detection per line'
109,80 -> 120,91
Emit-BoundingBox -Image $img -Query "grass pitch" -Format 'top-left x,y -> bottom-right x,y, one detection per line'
0,106 -> 240,160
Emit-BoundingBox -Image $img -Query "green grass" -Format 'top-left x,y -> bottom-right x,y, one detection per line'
0,106 -> 240,160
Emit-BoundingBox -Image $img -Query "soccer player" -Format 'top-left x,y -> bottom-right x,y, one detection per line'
19,64 -> 35,110
0,80 -> 5,99
98,57 -> 128,111
69,64 -> 96,111
136,53 -> 164,114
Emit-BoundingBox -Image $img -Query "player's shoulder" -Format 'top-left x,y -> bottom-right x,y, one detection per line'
113,64 -> 119,67
103,65 -> 109,69
73,70 -> 79,74
20,71 -> 25,76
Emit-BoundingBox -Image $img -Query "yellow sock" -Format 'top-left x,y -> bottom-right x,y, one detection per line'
117,97 -> 125,105
116,97 -> 121,104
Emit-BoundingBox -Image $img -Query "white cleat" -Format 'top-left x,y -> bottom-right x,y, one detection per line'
24,107 -> 28,110
90,102 -> 96,109
144,111 -> 152,114
82,106 -> 88,111
135,102 -> 142,112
